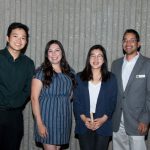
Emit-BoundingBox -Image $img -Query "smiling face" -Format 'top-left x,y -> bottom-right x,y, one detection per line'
122,32 -> 141,57
7,28 -> 27,53
48,43 -> 62,65
89,49 -> 104,70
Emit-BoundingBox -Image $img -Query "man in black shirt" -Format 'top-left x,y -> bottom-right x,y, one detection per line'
0,22 -> 35,150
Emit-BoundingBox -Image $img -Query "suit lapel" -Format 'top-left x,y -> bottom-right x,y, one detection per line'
118,59 -> 124,93
83,81 -> 90,112
95,82 -> 104,112
125,54 -> 144,93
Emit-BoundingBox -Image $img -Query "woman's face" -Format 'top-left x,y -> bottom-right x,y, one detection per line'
89,49 -> 104,70
48,43 -> 62,65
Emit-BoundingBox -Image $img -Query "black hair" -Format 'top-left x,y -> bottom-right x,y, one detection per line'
80,45 -> 110,82
123,29 -> 141,52
7,22 -> 29,53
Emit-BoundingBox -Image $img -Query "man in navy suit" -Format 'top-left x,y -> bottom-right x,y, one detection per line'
112,29 -> 150,150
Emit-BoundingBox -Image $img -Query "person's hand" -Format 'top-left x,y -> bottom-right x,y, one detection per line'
138,122 -> 148,135
93,115 -> 108,130
37,123 -> 48,138
84,117 -> 94,130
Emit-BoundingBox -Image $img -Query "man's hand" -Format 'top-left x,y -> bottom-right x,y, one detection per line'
138,122 -> 148,135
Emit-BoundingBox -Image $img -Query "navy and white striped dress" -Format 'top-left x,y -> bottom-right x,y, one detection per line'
34,69 -> 73,145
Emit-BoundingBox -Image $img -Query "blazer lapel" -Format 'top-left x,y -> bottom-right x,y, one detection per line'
125,54 -> 144,93
95,82 -> 104,112
83,81 -> 90,112
118,59 -> 124,93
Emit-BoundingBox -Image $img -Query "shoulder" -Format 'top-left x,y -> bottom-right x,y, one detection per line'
112,57 -> 123,66
75,72 -> 86,84
107,72 -> 117,82
22,55 -> 35,71
139,54 -> 150,70
22,54 -> 34,65
35,66 -> 43,74
33,66 -> 44,80
0,49 -> 5,54
0,49 -> 6,57
109,72 -> 116,78
140,54 -> 150,63
111,57 -> 123,73
104,72 -> 117,91
76,72 -> 82,80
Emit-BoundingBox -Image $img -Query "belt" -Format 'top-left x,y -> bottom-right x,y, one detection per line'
0,106 -> 23,111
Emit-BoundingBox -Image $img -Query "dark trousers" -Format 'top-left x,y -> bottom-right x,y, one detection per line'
78,130 -> 110,150
0,109 -> 23,150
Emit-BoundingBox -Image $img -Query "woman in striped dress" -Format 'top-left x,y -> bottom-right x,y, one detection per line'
31,40 -> 75,150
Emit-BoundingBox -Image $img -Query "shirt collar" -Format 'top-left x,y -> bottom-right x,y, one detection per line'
123,52 -> 139,63
4,47 -> 23,62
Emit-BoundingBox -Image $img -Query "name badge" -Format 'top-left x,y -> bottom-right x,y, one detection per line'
136,74 -> 146,78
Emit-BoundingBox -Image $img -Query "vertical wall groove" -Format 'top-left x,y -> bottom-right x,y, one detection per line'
0,0 -> 150,149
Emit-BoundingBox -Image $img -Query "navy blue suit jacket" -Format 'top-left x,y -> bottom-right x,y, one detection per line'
73,72 -> 117,136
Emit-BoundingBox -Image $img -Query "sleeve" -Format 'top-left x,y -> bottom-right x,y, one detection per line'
22,60 -> 35,104
73,74 -> 85,121
105,73 -> 118,118
33,67 -> 44,81
138,61 -> 150,124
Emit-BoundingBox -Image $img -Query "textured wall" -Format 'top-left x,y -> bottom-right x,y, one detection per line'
0,0 -> 150,149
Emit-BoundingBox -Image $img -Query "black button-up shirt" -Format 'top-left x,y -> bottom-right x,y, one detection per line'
0,47 -> 35,108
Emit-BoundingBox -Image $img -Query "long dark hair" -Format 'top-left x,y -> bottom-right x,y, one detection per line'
80,45 -> 110,82
41,40 -> 75,87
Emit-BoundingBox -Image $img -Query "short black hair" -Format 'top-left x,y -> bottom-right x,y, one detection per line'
6,22 -> 29,53
123,29 -> 140,42
7,22 -> 29,39
123,29 -> 141,52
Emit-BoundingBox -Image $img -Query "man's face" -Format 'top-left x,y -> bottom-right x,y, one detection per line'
122,32 -> 140,56
7,28 -> 27,52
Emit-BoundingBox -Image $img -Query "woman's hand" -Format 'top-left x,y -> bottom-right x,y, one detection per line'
93,115 -> 108,130
84,117 -> 94,130
37,123 -> 48,138
80,114 -> 94,130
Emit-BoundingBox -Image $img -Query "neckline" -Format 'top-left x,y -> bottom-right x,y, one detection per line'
89,81 -> 101,86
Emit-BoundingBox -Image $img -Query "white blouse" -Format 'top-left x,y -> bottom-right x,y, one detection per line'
88,81 -> 101,113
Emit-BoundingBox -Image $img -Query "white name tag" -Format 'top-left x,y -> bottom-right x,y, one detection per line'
136,74 -> 146,78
